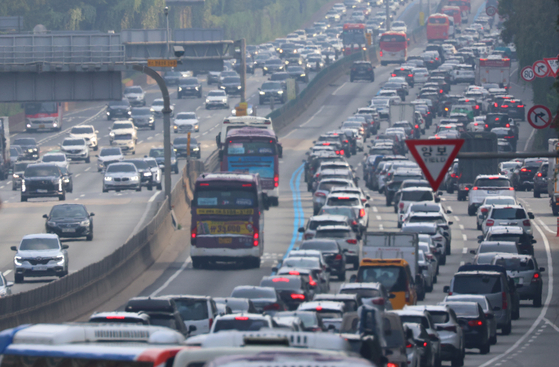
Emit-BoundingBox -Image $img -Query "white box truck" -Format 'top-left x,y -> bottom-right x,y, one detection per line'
476,56 -> 511,89
389,103 -> 415,126
361,232 -> 419,276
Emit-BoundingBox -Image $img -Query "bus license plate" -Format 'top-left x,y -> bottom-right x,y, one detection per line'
218,237 -> 232,244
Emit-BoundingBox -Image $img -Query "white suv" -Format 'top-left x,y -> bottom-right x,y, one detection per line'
468,175 -> 515,216
482,205 -> 534,236
69,125 -> 98,151
396,187 -> 439,225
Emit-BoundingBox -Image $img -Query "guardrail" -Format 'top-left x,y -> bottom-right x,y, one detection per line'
0,159 -> 204,331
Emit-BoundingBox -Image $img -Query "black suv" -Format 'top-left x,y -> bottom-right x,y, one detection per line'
122,159 -> 155,190
106,99 -> 131,120
44,203 -> 94,241
286,65 -> 309,82
259,81 -> 286,104
514,158 -> 546,191
484,113 -> 511,131
12,138 -> 39,160
533,162 -> 548,198
173,136 -> 201,159
21,163 -> 66,202
177,77 -> 202,99
350,61 -> 375,82
391,67 -> 415,87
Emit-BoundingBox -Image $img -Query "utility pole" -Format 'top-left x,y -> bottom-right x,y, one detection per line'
240,38 -> 247,103
386,0 -> 391,31
132,64 -> 172,210
164,6 -> 170,58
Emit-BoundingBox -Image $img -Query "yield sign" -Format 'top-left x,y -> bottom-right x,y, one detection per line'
406,139 -> 464,192
544,56 -> 559,78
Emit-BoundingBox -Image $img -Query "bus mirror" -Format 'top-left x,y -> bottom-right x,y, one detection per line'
263,194 -> 270,210
218,150 -> 223,161
278,144 -> 283,158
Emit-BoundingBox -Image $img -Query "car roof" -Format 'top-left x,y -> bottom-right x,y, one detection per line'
401,187 -> 433,192
340,282 -> 383,290
22,233 -> 60,240
487,226 -> 524,234
316,225 -> 352,231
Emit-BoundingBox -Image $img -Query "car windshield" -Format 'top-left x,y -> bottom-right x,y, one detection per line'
109,100 -> 129,107
113,123 -> 133,129
491,208 -> 526,219
149,315 -> 178,330
321,207 -> 356,219
429,311 -> 449,324
62,139 -> 84,146
383,319 -> 405,348
300,241 -> 338,251
262,82 -> 282,89
479,243 -> 517,253
180,78 -> 198,86
208,91 -> 226,96
100,148 -> 121,156
42,155 -> 65,162
213,319 -> 269,332
494,257 -> 534,271
24,102 -> 57,114
132,109 -> 151,116
71,127 -> 94,134
123,160 -> 149,169
195,189 -> 256,207
223,77 -> 240,83
13,139 -> 36,146
276,312 -> 317,328
174,299 -> 209,321
453,275 -> 502,294
340,288 -> 380,298
20,237 -> 59,251
402,191 -> 433,201
282,258 -> 320,269
124,87 -> 142,94
50,205 -> 87,219
485,197 -> 516,205
358,266 -> 407,292
409,216 -> 445,224
398,316 -> 430,329
25,165 -> 59,176
232,288 -> 276,299
107,164 -> 135,173
402,225 -> 436,234
475,179 -> 510,187
14,163 -> 29,171
315,229 -> 351,239
317,181 -> 351,191
152,100 -> 163,106
150,149 -> 165,158
445,303 -> 479,317
114,134 -> 132,140
176,113 -> 196,120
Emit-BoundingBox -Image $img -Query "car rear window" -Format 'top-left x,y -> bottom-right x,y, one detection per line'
339,288 -> 380,298
231,288 -> 276,299
213,318 -> 269,332
358,266 -> 407,292
261,277 -> 302,290
445,303 -> 479,317
383,318 -> 405,348
491,208 -> 526,220
428,311 -> 449,324
402,191 -> 434,201
174,299 -> 209,321
475,178 -> 511,187
398,315 -> 430,329
300,241 -> 338,251
479,243 -> 518,253
318,181 -> 351,191
326,197 -> 360,206
315,230 -> 351,239
494,258 -> 534,271
453,275 -> 502,294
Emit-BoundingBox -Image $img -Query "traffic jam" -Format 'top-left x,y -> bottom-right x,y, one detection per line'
0,0 -> 556,367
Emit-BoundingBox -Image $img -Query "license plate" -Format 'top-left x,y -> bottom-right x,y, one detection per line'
487,190 -> 498,194
37,189 -> 47,193
390,53 -> 396,56
33,266 -> 48,271
39,124 -> 45,128
513,277 -> 520,284
62,228 -> 76,233
218,237 -> 232,244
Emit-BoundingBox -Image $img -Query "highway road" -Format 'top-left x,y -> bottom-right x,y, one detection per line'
0,0 -> 424,293
129,1 -> 559,366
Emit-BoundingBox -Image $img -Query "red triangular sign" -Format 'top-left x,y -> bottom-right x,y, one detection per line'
405,139 -> 464,192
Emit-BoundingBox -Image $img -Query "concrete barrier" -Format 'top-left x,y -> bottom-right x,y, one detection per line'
0,159 -> 205,331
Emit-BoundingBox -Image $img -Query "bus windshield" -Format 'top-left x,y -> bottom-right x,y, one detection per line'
226,141 -> 276,156
25,103 -> 57,115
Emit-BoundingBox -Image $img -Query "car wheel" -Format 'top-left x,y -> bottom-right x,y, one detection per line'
502,320 -> 512,335
490,334 -> 497,345
534,292 -> 542,307
512,307 -> 520,320
446,243 -> 451,255
440,254 -> 447,265
14,274 -> 23,283
468,205 -> 476,216
12,185 -> 16,191
385,199 -> 391,207
59,193 -> 66,201
553,206 -> 559,216
353,260 -> 359,270
148,185 -> 153,191
338,271 -> 346,281
151,124 -> 155,130
21,196 -> 27,202
192,257 -> 202,269
93,145 -> 98,151
480,342 -> 490,354
534,190 -> 541,198
136,186 -> 142,192
477,222 -> 482,230
157,183 -> 163,190
86,233 -> 93,241
85,156 -> 90,163
174,167 -> 179,174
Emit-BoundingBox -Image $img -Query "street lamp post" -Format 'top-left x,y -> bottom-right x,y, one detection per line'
164,6 -> 170,58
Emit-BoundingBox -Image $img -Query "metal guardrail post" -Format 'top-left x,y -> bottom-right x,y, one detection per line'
133,64 -> 172,210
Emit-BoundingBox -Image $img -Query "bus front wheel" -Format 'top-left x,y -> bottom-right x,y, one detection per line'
192,257 -> 203,269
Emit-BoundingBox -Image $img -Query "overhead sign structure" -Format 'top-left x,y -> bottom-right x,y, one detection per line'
527,105 -> 552,129
532,60 -> 549,78
406,139 -> 465,192
521,66 -> 535,82
147,59 -> 178,68
486,6 -> 497,16
544,56 -> 559,78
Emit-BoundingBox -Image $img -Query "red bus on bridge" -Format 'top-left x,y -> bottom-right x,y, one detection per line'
342,23 -> 367,55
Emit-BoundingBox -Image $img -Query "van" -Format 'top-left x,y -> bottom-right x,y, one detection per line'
164,295 -> 218,336
353,259 -> 417,309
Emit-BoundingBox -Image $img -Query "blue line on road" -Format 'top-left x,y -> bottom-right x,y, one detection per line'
285,164 -> 305,260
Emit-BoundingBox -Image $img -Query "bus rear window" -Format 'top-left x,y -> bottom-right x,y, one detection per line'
227,141 -> 276,155
358,266 -> 408,292
453,275 -> 502,294
429,17 -> 448,24
195,189 -> 256,207
380,35 -> 406,43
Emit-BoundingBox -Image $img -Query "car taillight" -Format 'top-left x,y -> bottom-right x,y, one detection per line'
253,230 -> 259,247
335,150 -> 340,155
505,123 -> 510,127
509,187 -> 515,191
486,219 -> 494,227
209,318 -> 213,328
274,174 -> 279,187
415,124 -> 419,129
521,168 -> 527,172
359,208 -> 366,217
263,303 -> 281,311
291,294 -> 305,300
451,173 -> 457,178
481,208 -> 488,213
106,316 -> 125,319
523,219 -> 531,226
335,254 -> 343,260
502,292 -> 508,310
391,73 -> 396,77
408,74 -> 413,77
464,187 -> 469,191
345,140 -> 349,143
372,298 -> 385,305
399,202 -> 404,209
518,104 -> 524,108
380,51 -> 383,57
340,149 -> 345,155
532,273 -> 540,282
485,124 -> 489,128
537,172 -> 542,177
235,316 -> 249,320
351,220 -> 358,226
309,275 -> 317,287
439,89 -> 443,94
315,192 -> 326,197
475,105 -> 480,109
406,343 -> 414,348
468,320 -> 483,327
191,226 -> 197,240
387,363 -> 398,367
502,105 -> 509,108
472,186 -> 478,190
442,325 -> 457,332
347,239 -> 358,244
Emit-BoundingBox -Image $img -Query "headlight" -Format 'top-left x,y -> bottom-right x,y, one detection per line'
14,256 -> 23,266
104,176 -> 113,181
80,220 -> 90,227
178,87 -> 183,91
28,148 -> 33,153
52,179 -> 60,184
109,132 -> 115,137
173,125 -> 178,130
55,256 -> 65,265
63,177 -> 70,183
277,91 -> 283,94
171,158 -> 177,164
259,91 -> 265,95
300,74 -> 306,77
13,174 -> 19,179
222,98 -> 228,103
193,147 -> 200,151
263,67 -> 268,70
219,86 -> 225,89
194,125 -> 199,129
206,99 -> 210,103
106,112 -> 110,115
237,86 -> 242,89
143,172 -> 152,176
195,86 -> 199,90
131,176 -> 140,181
150,108 -> 154,112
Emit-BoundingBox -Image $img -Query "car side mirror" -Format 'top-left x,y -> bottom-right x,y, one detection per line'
470,249 -> 477,255
10,246 -> 17,251
540,267 -> 546,272
95,130 -> 99,133
350,274 -> 357,283
447,209 -> 452,214
42,214 -> 48,219
528,212 -> 534,219
272,266 -> 278,272
90,213 -> 95,217
477,235 -> 484,243
493,306 -> 501,311
263,194 -> 270,211
95,155 -> 99,158
389,293 -> 396,299
365,203 -> 370,208
443,286 -> 450,293
298,227 -> 305,233
435,197 -> 440,203
62,245 -> 69,250
516,283 -> 523,289
448,221 -> 453,225
438,191 -> 443,196
188,325 -> 197,333
6,282 -> 13,287
366,195 -> 371,200
532,239 -> 537,244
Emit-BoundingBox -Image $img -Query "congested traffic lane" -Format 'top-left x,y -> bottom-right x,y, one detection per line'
0,66 -> 314,293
